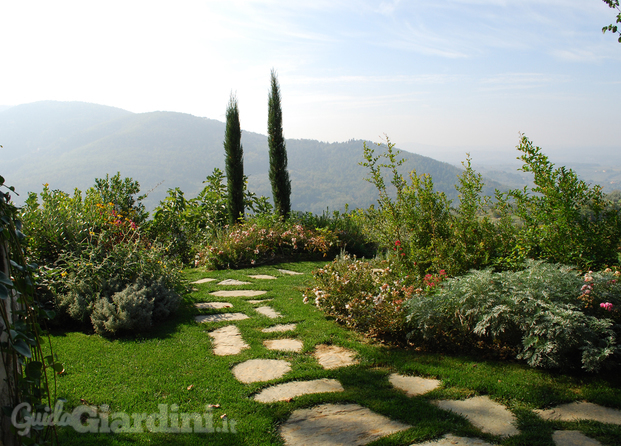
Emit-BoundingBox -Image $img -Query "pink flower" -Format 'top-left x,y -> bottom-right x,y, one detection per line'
600,302 -> 614,311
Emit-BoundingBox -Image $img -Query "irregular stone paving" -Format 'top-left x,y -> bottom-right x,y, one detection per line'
412,434 -> 494,446
535,401 -> 621,425
553,431 -> 603,446
278,269 -> 303,275
262,323 -> 296,333
433,396 -> 519,438
218,279 -> 252,285
279,403 -> 410,446
248,274 -> 277,280
314,344 -> 359,369
247,299 -> 273,304
209,325 -> 249,356
194,313 -> 249,323
255,306 -> 282,318
264,339 -> 303,352
210,290 -> 267,298
232,359 -> 291,383
389,373 -> 441,397
254,378 -> 344,403
191,278 -> 216,284
194,302 -> 232,309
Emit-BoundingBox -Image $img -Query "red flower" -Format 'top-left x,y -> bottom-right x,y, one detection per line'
395,240 -> 401,246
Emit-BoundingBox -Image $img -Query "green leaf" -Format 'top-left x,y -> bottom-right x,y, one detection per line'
0,284 -> 9,300
52,362 -> 64,373
25,361 -> 43,379
12,339 -> 32,358
0,271 -> 12,286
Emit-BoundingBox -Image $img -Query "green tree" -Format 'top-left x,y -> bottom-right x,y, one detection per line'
602,0 -> 621,42
267,69 -> 291,219
224,92 -> 244,225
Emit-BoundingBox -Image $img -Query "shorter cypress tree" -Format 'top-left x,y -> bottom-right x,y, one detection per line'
224,92 -> 244,225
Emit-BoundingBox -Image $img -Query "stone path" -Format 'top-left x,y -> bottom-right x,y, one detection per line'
191,271 -> 621,445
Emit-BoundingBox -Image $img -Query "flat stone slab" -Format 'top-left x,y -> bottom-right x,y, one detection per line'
262,323 -> 297,333
254,378 -> 344,403
210,290 -> 267,298
218,279 -> 252,285
278,269 -> 303,275
389,373 -> 441,397
412,434 -> 494,446
209,325 -> 249,356
433,396 -> 519,438
264,339 -> 303,352
231,359 -> 291,384
553,431 -> 603,446
280,403 -> 410,446
192,278 -> 217,284
314,344 -> 359,370
194,302 -> 233,309
194,313 -> 249,323
247,299 -> 273,304
248,275 -> 277,280
535,402 -> 621,425
255,306 -> 282,318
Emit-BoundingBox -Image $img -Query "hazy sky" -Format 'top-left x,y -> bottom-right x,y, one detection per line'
2,0 -> 620,159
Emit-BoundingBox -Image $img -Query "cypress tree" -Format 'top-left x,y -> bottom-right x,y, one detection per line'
267,69 -> 291,219
224,92 -> 244,225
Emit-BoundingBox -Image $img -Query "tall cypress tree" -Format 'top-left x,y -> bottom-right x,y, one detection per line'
267,69 -> 291,219
224,92 -> 244,225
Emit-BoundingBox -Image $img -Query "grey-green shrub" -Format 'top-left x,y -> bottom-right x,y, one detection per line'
405,261 -> 620,372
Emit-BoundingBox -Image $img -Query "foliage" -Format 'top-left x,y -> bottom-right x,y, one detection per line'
505,135 -> 621,270
223,93 -> 245,225
196,216 -> 340,269
267,69 -> 291,219
602,0 -> 621,42
92,173 -> 148,225
405,261 -> 621,372
0,175 -> 62,445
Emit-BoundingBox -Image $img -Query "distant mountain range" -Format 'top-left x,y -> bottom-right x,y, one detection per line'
0,101 -> 515,214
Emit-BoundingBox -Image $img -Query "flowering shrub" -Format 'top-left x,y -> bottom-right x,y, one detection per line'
303,254 -> 418,338
197,217 -> 341,269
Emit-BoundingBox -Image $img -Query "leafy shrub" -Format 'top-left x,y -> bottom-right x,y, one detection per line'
405,261 -> 621,372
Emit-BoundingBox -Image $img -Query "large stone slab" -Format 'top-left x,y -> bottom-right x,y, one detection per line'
254,378 -> 344,403
248,274 -> 277,280
194,313 -> 249,323
262,323 -> 297,333
279,403 -> 410,446
210,290 -> 267,298
553,431 -> 603,446
314,344 -> 359,370
412,434 -> 494,446
278,269 -> 303,275
232,359 -> 291,384
389,373 -> 441,397
264,339 -> 303,352
255,306 -> 282,318
218,279 -> 252,285
192,278 -> 217,284
195,302 -> 233,309
535,402 -> 621,425
433,396 -> 519,438
209,325 -> 249,356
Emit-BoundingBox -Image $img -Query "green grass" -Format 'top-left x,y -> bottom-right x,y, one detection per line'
45,261 -> 621,445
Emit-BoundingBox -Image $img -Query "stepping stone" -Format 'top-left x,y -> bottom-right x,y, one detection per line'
262,323 -> 297,333
314,344 -> 359,370
254,378 -> 344,403
194,313 -> 249,323
194,302 -> 233,310
255,306 -> 282,319
278,269 -> 303,275
389,373 -> 441,397
264,339 -> 303,352
218,279 -> 252,285
279,403 -> 410,446
231,359 -> 291,383
433,396 -> 519,438
209,325 -> 249,356
248,275 -> 277,280
192,278 -> 217,284
553,431 -> 603,446
247,299 -> 273,304
535,402 -> 621,425
210,290 -> 267,298
412,434 -> 494,446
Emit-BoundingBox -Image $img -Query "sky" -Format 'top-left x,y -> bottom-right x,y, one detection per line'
1,0 -> 620,162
